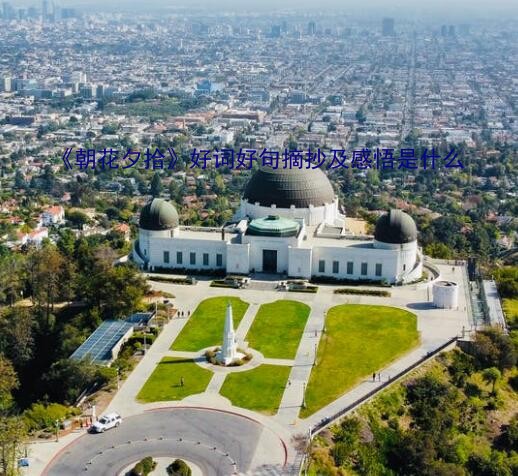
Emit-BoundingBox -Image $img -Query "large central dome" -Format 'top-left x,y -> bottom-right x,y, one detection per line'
243,167 -> 335,208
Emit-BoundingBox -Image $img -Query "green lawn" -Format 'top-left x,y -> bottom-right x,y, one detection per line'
300,304 -> 419,418
503,298 -> 518,329
137,357 -> 213,402
219,365 -> 291,415
171,296 -> 249,351
245,300 -> 311,359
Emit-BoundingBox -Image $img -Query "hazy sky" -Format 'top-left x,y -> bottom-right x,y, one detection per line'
9,0 -> 518,18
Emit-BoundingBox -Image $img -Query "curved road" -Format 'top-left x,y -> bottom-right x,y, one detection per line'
44,408 -> 288,476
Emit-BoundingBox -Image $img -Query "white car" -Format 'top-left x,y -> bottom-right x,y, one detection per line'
90,413 -> 122,433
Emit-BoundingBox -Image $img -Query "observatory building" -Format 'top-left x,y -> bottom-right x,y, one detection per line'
132,167 -> 423,284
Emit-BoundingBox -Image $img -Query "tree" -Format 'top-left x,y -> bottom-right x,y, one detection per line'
14,170 -> 26,190
65,210 -> 91,229
27,246 -> 75,327
150,172 -> 163,198
0,253 -> 25,306
0,307 -> 34,368
482,367 -> 501,394
0,416 -> 27,476
42,358 -> 98,405
79,247 -> 147,319
472,330 -> 516,371
0,355 -> 18,413
498,415 -> 518,452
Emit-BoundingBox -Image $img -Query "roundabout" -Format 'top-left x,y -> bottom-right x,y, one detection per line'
43,407 -> 288,476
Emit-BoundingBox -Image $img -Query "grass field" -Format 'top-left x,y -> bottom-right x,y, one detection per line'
219,365 -> 291,414
300,304 -> 419,417
245,300 -> 311,359
171,296 -> 249,351
137,357 -> 213,402
503,298 -> 518,330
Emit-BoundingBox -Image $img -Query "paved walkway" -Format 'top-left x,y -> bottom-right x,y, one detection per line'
274,302 -> 326,426
235,302 -> 260,345
206,373 -> 227,394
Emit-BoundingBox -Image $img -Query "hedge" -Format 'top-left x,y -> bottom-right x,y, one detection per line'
334,288 -> 391,297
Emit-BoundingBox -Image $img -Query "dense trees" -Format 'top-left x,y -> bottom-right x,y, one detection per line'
308,329 -> 518,475
0,234 -> 149,411
0,356 -> 27,475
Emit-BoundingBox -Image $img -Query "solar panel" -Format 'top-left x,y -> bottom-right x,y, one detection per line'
126,312 -> 154,325
70,320 -> 133,364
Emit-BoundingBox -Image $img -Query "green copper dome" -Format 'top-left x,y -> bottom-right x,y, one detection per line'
247,215 -> 300,237
139,199 -> 179,230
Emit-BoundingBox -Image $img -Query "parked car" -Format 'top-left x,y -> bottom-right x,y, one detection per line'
89,413 -> 122,433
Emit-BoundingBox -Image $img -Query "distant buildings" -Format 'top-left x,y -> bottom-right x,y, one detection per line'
382,17 -> 395,36
41,205 -> 65,227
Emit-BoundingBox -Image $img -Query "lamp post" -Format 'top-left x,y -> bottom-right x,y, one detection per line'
55,419 -> 60,442
302,382 -> 306,409
116,367 -> 120,390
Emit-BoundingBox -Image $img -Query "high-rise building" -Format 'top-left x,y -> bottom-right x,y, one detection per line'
2,2 -> 15,20
307,20 -> 316,36
382,17 -> 395,36
42,0 -> 49,19
1,77 -> 12,92
271,25 -> 281,38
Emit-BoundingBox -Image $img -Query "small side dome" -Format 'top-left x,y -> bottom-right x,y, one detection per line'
139,198 -> 179,230
374,209 -> 417,244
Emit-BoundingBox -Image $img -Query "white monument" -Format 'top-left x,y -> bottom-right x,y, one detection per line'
216,303 -> 239,365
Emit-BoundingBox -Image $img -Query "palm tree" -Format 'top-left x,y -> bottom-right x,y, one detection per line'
482,367 -> 501,394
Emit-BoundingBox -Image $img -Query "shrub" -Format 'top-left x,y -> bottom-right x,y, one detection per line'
129,456 -> 156,476
311,275 -> 390,287
334,288 -> 391,297
167,458 -> 192,476
127,332 -> 156,347
288,286 -> 318,293
23,403 -> 80,432
471,329 -> 516,371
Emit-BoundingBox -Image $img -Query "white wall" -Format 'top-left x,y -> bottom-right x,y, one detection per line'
146,235 -> 227,271
226,243 -> 250,274
311,244 -> 398,281
288,247 -> 312,278
235,198 -> 340,226
136,227 -> 421,283
242,234 -> 299,273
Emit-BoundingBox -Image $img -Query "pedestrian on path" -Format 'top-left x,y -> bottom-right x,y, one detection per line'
372,372 -> 376,382
180,377 -> 184,387
378,373 -> 381,382
288,380 -> 291,386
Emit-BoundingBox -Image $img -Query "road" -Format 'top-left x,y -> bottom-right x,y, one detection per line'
44,408 -> 287,476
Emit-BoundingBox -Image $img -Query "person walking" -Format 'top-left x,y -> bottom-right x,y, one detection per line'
372,372 -> 376,382
180,377 -> 184,387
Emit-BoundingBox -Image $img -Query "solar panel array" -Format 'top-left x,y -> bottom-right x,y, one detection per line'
125,312 -> 154,325
70,320 -> 134,364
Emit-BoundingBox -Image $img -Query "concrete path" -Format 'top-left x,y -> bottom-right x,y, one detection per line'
274,302 -> 327,426
263,358 -> 294,366
235,302 -> 260,345
206,373 -> 227,394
